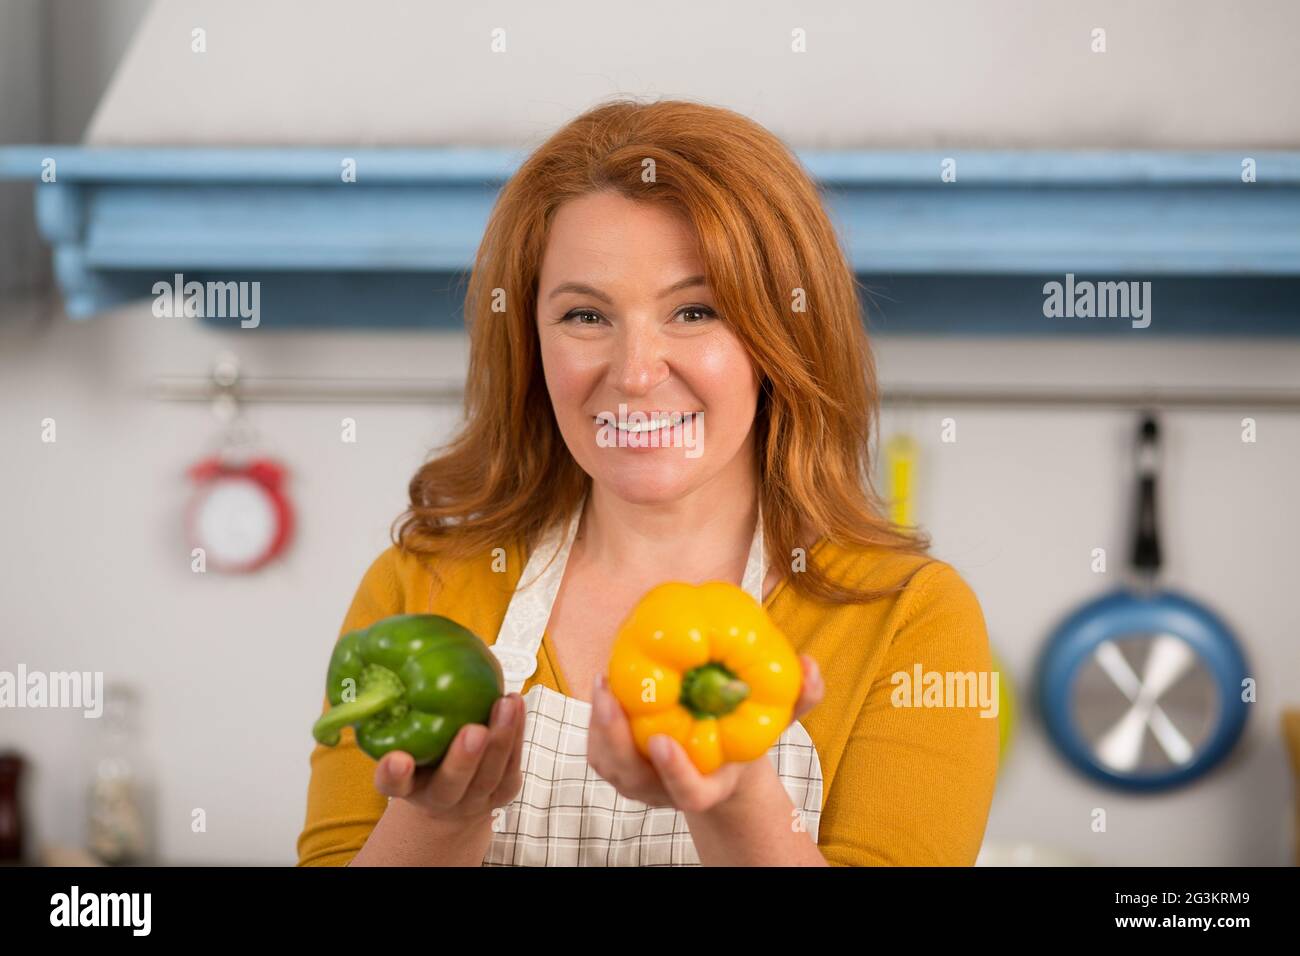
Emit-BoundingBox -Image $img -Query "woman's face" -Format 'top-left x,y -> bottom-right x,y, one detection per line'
536,190 -> 761,506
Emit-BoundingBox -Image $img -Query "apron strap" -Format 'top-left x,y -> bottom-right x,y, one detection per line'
491,505 -> 584,694
740,507 -> 766,603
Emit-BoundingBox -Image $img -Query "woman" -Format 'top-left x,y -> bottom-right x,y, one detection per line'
297,98 -> 998,866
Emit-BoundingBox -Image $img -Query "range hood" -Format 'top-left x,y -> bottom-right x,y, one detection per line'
2,0 -> 1299,333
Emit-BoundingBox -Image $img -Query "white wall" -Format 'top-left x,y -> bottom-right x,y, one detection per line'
86,0 -> 1300,148
1,0 -> 1297,864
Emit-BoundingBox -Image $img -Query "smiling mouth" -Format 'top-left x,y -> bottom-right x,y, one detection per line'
592,411 -> 701,434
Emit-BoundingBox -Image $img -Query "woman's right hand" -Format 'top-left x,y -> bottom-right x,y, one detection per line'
372,691 -> 526,826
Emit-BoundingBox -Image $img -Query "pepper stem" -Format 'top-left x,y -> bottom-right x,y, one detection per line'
312,665 -> 405,745
680,663 -> 749,718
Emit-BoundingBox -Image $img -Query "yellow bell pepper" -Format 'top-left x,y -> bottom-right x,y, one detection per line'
607,580 -> 803,774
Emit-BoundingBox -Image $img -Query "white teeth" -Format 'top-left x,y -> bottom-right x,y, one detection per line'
594,411 -> 695,433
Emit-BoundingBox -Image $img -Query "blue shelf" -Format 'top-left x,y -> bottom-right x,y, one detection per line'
2,147 -> 1298,332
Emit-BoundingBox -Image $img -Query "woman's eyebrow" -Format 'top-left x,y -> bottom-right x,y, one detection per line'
546,275 -> 708,303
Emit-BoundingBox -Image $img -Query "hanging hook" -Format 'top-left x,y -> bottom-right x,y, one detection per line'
209,353 -> 258,462
1129,407 -> 1163,598
211,353 -> 239,426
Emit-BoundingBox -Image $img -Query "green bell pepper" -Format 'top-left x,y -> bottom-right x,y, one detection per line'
311,614 -> 503,766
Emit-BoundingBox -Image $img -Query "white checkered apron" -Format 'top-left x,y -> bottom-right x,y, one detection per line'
481,502 -> 824,866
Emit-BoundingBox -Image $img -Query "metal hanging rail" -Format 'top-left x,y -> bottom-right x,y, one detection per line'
147,374 -> 466,405
880,385 -> 1300,410
145,372 -> 1300,410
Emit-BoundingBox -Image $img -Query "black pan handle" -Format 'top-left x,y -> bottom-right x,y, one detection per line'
1131,412 -> 1162,577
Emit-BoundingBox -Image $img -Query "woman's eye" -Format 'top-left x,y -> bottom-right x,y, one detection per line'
677,306 -> 717,323
564,309 -> 604,325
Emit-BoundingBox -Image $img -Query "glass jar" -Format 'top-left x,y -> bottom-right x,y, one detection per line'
87,683 -> 149,865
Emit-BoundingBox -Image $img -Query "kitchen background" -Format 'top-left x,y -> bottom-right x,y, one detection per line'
1,0 -> 1297,866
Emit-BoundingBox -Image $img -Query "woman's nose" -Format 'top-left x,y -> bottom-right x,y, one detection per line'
609,323 -> 670,396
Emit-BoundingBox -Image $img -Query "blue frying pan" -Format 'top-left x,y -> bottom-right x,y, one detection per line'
1037,413 -> 1251,791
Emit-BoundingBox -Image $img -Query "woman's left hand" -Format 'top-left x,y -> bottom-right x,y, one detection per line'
586,654 -> 823,814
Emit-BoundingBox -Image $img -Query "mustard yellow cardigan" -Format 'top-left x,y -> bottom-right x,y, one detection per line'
297,538 -> 999,866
